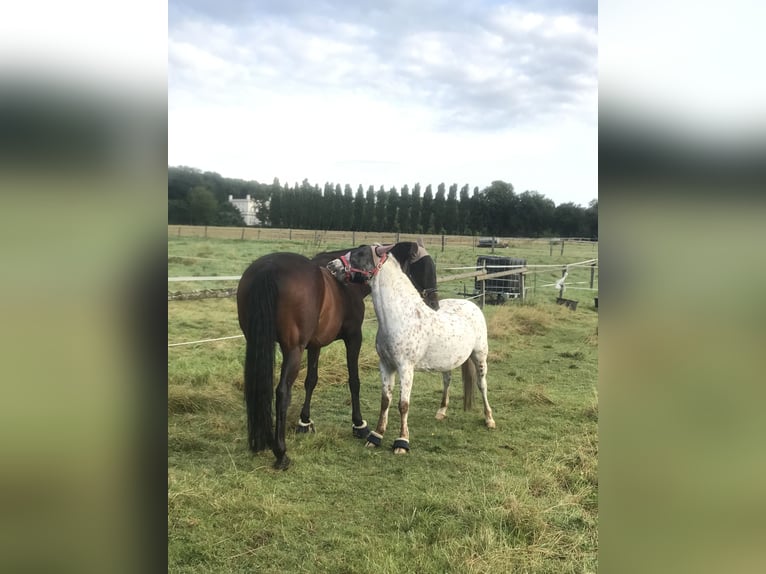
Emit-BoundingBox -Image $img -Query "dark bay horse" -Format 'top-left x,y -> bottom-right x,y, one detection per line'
237,242 -> 437,470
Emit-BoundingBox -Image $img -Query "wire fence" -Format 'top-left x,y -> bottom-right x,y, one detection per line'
168,225 -> 597,251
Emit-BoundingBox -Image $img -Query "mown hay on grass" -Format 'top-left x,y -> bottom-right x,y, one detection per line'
168,387 -> 238,414
487,305 -> 554,338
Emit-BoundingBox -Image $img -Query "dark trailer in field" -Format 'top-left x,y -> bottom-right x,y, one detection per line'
476,236 -> 509,248
474,255 -> 527,304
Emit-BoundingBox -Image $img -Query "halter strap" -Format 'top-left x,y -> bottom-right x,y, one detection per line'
339,250 -> 388,283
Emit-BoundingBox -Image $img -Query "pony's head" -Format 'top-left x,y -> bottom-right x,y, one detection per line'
327,244 -> 391,284
327,242 -> 439,309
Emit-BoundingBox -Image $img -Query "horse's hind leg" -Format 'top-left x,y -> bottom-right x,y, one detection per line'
273,346 -> 302,470
435,371 -> 451,420
344,332 -> 369,437
472,352 -> 495,429
297,346 -> 319,433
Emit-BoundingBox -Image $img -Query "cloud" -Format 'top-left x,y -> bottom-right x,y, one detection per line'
168,1 -> 598,205
169,0 -> 596,130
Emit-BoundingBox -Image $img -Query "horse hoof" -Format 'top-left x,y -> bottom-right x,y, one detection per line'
296,419 -> 315,433
273,455 -> 291,471
486,420 -> 496,429
435,411 -> 446,420
352,420 -> 370,439
392,438 -> 410,453
365,430 -> 382,448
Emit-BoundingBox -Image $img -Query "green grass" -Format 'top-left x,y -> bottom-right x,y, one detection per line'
168,234 -> 598,573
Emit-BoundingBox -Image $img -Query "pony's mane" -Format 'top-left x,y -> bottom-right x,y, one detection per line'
376,252 -> 425,302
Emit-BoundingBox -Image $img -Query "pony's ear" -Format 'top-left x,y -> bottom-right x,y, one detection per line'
374,244 -> 394,257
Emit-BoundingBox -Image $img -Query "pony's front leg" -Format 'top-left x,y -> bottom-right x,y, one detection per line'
435,371 -> 451,420
366,361 -> 395,448
393,366 -> 415,454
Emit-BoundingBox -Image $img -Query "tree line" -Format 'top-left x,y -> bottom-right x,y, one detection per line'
168,166 -> 597,238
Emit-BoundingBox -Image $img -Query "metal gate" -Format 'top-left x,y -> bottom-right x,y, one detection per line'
474,256 -> 527,303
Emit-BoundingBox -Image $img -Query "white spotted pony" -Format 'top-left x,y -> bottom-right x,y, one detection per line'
327,243 -> 495,454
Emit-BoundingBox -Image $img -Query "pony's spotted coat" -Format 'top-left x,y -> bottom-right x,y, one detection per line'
328,244 -> 495,454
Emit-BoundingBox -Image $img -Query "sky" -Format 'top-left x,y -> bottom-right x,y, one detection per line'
168,0 -> 598,207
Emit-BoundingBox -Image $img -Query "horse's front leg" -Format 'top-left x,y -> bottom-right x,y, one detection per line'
344,332 -> 369,438
393,366 -> 415,454
366,361 -> 395,448
273,346 -> 302,470
297,346 -> 319,433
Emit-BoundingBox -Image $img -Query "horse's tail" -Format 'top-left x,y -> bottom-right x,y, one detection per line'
243,270 -> 278,452
462,359 -> 476,410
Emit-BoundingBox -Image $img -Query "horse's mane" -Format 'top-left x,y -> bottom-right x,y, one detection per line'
388,243 -> 439,309
311,248 -> 352,266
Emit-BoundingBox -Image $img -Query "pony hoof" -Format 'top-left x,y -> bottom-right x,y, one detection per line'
435,411 -> 446,420
352,420 -> 370,439
273,455 -> 291,471
296,419 -> 315,433
486,420 -> 496,429
365,431 -> 382,448
392,438 -> 410,454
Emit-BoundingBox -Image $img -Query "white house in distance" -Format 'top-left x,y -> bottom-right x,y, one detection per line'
228,194 -> 260,226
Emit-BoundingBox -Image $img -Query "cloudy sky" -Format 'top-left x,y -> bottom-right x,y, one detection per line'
169,0 -> 597,206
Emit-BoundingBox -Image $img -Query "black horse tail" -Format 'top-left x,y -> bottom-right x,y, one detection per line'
244,270 -> 278,452
461,359 -> 476,411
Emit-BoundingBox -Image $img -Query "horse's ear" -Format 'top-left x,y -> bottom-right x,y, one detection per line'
374,244 -> 394,257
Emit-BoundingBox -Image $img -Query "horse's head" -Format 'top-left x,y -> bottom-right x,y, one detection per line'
400,241 -> 439,311
328,242 -> 439,309
326,244 -> 391,284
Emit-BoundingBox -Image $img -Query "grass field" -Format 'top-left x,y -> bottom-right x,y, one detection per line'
168,233 -> 598,573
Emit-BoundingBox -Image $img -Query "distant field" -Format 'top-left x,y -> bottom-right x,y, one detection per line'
168,231 -> 598,573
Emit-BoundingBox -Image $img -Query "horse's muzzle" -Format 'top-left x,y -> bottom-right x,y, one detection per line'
326,259 -> 346,280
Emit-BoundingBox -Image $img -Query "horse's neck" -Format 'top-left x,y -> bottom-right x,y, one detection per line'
371,260 -> 428,327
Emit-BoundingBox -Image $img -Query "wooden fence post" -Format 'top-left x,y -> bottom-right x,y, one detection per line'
590,262 -> 595,289
204,225 -> 208,238
240,227 -> 245,240
441,234 -> 445,252
352,230 -> 355,245
560,239 -> 565,256
289,228 -> 292,240
549,241 -> 553,256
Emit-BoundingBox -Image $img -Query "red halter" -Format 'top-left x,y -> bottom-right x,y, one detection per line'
339,250 -> 388,283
